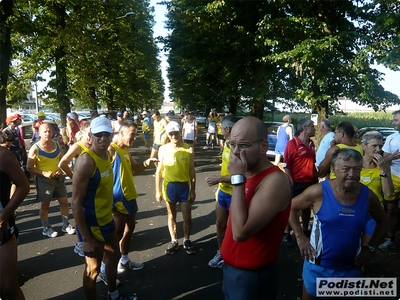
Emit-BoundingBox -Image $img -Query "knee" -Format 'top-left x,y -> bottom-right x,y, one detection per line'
216,220 -> 227,230
182,215 -> 192,223
85,265 -> 99,280
386,203 -> 398,216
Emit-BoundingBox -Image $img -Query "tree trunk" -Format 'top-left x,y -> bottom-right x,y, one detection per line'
54,4 -> 70,142
0,0 -> 13,128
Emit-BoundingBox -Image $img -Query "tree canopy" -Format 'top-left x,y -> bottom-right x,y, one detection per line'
1,0 -> 163,128
164,0 -> 400,119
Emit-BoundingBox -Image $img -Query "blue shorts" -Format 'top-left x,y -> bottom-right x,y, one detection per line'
302,260 -> 363,297
216,189 -> 232,210
163,181 -> 190,204
113,198 -> 138,215
143,133 -> 151,140
223,263 -> 278,299
87,220 -> 116,243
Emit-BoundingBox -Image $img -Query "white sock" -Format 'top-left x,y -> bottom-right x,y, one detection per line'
100,261 -> 106,274
108,290 -> 119,300
120,254 -> 129,265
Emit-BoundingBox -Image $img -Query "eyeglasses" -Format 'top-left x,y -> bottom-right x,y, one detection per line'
93,132 -> 112,138
168,131 -> 179,136
227,139 -> 264,150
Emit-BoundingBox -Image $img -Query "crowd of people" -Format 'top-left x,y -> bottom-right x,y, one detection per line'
0,109 -> 399,300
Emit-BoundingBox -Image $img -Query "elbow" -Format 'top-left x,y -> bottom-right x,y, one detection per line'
232,230 -> 249,242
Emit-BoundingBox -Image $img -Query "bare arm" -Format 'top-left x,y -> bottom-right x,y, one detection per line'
374,153 -> 394,197
289,184 -> 323,261
286,126 -> 294,140
58,144 -> 81,178
189,146 -> 196,202
155,146 -> 165,203
0,150 -> 30,228
318,146 -> 337,176
131,156 -> 158,174
71,153 -> 98,257
205,175 -> 230,186
228,149 -> 291,242
354,191 -> 388,268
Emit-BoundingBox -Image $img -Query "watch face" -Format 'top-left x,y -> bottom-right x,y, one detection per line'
231,174 -> 245,185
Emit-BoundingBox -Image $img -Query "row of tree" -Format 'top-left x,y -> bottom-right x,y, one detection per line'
1,0 -> 164,129
164,0 -> 400,120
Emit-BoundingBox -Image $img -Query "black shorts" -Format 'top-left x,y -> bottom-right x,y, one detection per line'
0,226 -> 18,246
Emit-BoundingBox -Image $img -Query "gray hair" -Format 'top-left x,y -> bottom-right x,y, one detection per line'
283,115 -> 291,122
321,118 -> 331,129
361,131 -> 383,145
119,120 -> 137,132
330,148 -> 363,170
221,114 -> 240,129
296,118 -> 312,135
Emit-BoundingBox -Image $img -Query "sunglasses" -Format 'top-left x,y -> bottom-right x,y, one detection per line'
168,131 -> 179,136
93,132 -> 112,138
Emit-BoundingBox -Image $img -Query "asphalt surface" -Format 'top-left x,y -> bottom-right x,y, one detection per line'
15,118 -> 400,300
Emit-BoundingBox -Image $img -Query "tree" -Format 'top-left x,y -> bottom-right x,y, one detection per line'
0,0 -> 13,127
165,0 -> 399,120
7,0 -> 163,125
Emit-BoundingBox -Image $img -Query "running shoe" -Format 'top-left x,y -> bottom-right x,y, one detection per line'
96,272 -> 121,286
42,226 -> 58,238
165,241 -> 179,255
62,224 -> 76,235
208,250 -> 222,268
183,239 -> 196,255
118,260 -> 144,273
378,238 -> 396,251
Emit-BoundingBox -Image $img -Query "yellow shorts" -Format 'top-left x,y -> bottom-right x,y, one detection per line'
385,173 -> 400,201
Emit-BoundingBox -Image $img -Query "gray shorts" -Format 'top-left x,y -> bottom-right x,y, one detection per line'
35,176 -> 67,202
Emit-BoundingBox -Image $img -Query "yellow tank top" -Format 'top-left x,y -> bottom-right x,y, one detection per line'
83,148 -> 114,227
360,167 -> 384,205
34,141 -> 61,172
219,143 -> 232,194
110,142 -> 138,201
217,121 -> 223,135
330,144 -> 363,179
153,119 -> 167,145
162,143 -> 191,182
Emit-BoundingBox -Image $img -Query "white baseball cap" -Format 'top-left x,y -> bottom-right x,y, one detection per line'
90,117 -> 113,134
166,121 -> 180,133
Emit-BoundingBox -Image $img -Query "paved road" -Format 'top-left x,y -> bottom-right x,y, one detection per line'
15,119 -> 399,300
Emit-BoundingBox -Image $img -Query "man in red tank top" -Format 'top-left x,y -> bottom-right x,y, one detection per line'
220,116 -> 292,299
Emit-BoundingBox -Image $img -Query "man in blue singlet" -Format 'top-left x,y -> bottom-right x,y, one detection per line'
96,120 -> 157,284
72,117 -> 136,300
289,148 -> 388,300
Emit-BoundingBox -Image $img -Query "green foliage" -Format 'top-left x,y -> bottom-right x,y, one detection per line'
7,0 -> 163,120
268,112 -> 393,131
165,0 -> 400,119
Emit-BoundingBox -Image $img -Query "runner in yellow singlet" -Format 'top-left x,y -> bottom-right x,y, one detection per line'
155,121 -> 196,255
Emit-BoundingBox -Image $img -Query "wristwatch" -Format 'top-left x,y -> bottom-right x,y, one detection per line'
380,173 -> 388,178
231,174 -> 246,186
366,245 -> 376,253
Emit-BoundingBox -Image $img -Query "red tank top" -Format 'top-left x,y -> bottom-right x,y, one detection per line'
221,166 -> 291,270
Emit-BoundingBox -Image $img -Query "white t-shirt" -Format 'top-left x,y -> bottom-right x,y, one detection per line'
316,132 -> 334,167
383,131 -> 400,176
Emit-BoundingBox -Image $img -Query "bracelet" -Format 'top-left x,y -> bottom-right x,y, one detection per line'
380,173 -> 388,178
